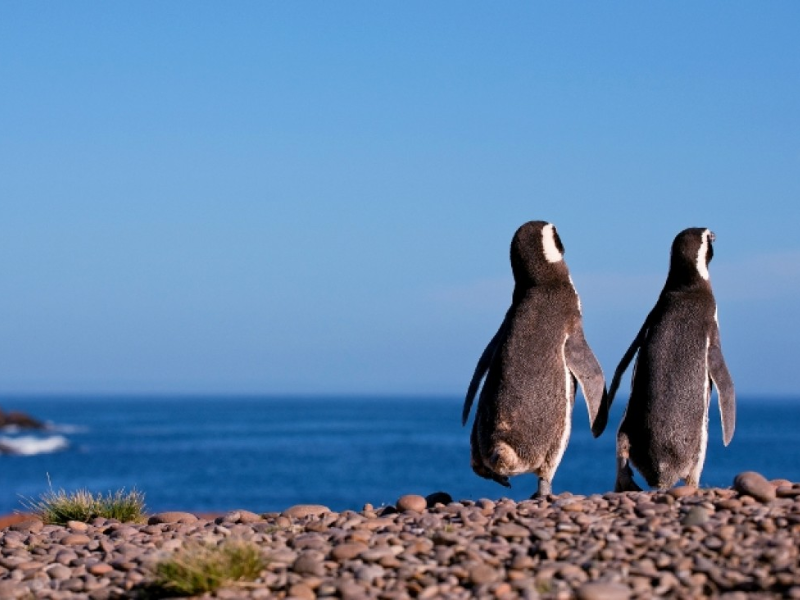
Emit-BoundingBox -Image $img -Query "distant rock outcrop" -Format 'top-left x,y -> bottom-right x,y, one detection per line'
0,407 -> 46,430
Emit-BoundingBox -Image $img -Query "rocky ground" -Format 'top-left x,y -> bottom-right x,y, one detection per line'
1,471 -> 799,599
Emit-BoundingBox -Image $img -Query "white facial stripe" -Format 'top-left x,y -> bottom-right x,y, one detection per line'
542,224 -> 563,263
696,229 -> 710,280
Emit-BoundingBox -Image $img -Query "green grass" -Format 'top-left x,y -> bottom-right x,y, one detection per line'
152,539 -> 266,595
20,486 -> 147,524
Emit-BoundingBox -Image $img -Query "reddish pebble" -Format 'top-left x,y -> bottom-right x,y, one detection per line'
469,563 -> 499,585
282,504 -> 331,519
577,582 -> 632,600
61,534 -> 91,546
396,495 -> 427,513
148,512 -> 198,525
668,485 -> 697,498
733,471 -> 776,503
778,486 -> 800,498
88,563 -> 114,576
771,478 -> 793,488
288,583 -> 316,600
8,519 -> 44,533
331,543 -> 368,561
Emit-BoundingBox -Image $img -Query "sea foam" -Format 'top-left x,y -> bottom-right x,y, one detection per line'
0,435 -> 70,456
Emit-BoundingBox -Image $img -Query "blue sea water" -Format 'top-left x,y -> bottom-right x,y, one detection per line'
1,396 -> 798,517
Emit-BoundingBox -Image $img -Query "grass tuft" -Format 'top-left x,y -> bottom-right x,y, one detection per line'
20,485 -> 147,524
152,538 -> 266,595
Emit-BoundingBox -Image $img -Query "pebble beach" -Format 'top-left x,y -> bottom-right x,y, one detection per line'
1,471 -> 799,599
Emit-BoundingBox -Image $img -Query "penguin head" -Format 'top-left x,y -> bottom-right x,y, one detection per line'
509,221 -> 569,288
667,227 -> 716,287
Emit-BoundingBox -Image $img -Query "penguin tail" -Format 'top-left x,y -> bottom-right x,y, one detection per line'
487,441 -> 526,477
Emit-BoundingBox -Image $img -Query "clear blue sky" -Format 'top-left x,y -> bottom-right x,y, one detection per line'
1,2 -> 798,396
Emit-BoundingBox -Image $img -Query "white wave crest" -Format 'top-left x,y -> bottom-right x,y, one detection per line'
0,435 -> 70,456
48,424 -> 88,434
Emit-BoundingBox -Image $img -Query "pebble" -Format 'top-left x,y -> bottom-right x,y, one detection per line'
45,564 -> 72,580
61,534 -> 91,546
87,563 -> 113,576
331,543 -> 367,561
577,582 -> 632,600
668,485 -> 697,498
66,520 -> 89,532
292,551 -> 325,576
681,506 -> 710,527
282,504 -> 331,519
468,563 -> 499,585
493,523 -> 531,538
147,511 -> 198,524
288,582 -> 316,600
8,519 -> 43,533
733,471 -> 776,502
1,482 -> 799,598
396,495 -> 427,513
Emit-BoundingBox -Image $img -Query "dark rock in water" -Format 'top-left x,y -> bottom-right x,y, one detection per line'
0,407 -> 46,430
425,491 -> 453,507
733,471 -> 776,503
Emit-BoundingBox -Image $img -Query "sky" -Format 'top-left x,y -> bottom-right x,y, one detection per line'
1,2 -> 799,397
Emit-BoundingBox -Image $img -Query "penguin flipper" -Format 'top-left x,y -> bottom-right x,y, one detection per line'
608,310 -> 653,406
462,310 -> 511,426
565,327 -> 608,437
708,325 -> 735,446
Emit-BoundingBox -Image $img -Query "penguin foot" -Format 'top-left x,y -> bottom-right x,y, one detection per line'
494,474 -> 511,488
614,458 -> 642,492
614,476 -> 642,493
473,463 -> 511,487
531,478 -> 552,498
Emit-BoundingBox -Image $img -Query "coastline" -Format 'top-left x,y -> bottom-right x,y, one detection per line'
1,478 -> 799,599
0,514 -> 30,531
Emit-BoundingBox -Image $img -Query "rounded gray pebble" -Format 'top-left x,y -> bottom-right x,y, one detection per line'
577,582 -> 632,600
681,506 -> 710,526
733,471 -> 776,502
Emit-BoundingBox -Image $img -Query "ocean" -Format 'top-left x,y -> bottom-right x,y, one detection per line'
1,395 -> 798,517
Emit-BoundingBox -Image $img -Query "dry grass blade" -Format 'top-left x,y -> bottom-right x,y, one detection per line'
19,485 -> 147,524
153,538 -> 266,595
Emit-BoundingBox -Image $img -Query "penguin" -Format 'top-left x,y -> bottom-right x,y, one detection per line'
462,221 -> 608,497
608,228 -> 736,492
